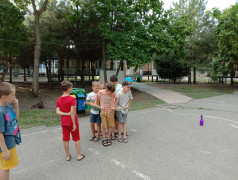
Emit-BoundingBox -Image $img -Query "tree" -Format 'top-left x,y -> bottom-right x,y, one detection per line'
0,0 -> 27,82
14,0 -> 49,97
172,0 -> 211,84
212,4 -> 238,85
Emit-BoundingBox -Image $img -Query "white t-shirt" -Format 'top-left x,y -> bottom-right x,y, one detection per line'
115,84 -> 122,94
86,92 -> 100,114
116,90 -> 133,114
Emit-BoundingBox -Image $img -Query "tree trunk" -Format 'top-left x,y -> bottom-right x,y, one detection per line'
230,68 -> 234,85
116,60 -> 122,76
193,67 -> 196,84
9,56 -> 12,83
102,38 -> 107,83
1,63 -> 8,82
24,68 -> 27,81
188,67 -> 191,84
31,0 -> 48,97
46,60 -> 53,89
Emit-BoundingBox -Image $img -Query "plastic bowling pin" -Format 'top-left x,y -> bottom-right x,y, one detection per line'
200,115 -> 204,126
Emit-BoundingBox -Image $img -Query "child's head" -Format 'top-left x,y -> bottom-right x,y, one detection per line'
0,82 -> 16,103
61,80 -> 73,93
92,81 -> 100,93
124,77 -> 133,85
110,75 -> 118,86
99,80 -> 105,90
122,81 -> 132,93
105,82 -> 115,95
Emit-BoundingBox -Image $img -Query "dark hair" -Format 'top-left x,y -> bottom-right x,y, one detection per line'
0,82 -> 15,97
122,81 -> 130,86
105,82 -> 115,93
61,80 -> 73,92
110,75 -> 118,82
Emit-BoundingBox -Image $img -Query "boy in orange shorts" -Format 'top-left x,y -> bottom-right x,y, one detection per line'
0,82 -> 21,180
94,82 -> 117,147
56,80 -> 85,161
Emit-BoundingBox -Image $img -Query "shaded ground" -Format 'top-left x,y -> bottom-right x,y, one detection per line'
14,82 -> 163,111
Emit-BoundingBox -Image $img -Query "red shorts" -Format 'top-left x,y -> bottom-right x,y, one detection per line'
62,125 -> 80,141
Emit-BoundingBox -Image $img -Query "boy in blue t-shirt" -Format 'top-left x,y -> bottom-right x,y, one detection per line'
0,82 -> 21,179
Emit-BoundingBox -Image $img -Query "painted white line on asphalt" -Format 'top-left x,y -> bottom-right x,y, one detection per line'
132,170 -> 151,180
111,159 -> 127,169
89,148 -> 99,155
22,130 -> 49,137
12,169 -> 26,174
167,109 -> 238,124
229,124 -> 238,129
207,100 -> 225,104
130,129 -> 137,132
200,150 -> 210,155
111,159 -> 151,180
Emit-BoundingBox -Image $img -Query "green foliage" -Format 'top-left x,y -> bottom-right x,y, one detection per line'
154,54 -> 188,83
212,3 -> 238,84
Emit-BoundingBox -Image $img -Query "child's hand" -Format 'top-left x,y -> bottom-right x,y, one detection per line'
2,150 -> 11,160
125,104 -> 129,109
72,125 -> 76,131
12,98 -> 19,106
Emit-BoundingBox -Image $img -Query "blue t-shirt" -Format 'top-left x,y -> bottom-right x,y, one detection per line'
0,104 -> 21,152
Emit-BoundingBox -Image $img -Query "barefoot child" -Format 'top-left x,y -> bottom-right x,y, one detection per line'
56,80 -> 85,161
116,81 -> 133,143
94,82 -> 117,147
0,82 -> 21,180
86,81 -> 101,142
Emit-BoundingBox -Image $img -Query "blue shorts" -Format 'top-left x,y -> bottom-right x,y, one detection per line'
90,113 -> 102,124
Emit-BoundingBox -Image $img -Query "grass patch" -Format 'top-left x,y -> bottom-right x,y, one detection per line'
148,83 -> 237,99
130,90 -> 164,111
19,109 -> 60,129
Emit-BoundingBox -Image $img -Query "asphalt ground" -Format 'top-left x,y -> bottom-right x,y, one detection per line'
10,93 -> 238,180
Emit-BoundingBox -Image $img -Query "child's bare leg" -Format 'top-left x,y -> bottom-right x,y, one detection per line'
63,141 -> 70,160
0,169 -> 9,180
96,123 -> 101,138
89,123 -> 96,140
108,127 -> 112,140
102,128 -> 107,140
117,124 -> 122,138
123,123 -> 127,138
75,140 -> 84,159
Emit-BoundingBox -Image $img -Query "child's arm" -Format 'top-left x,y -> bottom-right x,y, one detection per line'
56,107 -> 71,116
93,95 -> 101,109
125,99 -> 132,109
12,98 -> 19,120
70,106 -> 76,131
0,132 -> 11,160
86,100 -> 96,107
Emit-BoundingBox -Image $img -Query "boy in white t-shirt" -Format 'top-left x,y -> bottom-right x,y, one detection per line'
86,81 -> 101,142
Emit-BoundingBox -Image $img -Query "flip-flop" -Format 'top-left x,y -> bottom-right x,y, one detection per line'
89,136 -> 96,141
107,139 -> 112,146
118,138 -> 123,142
77,154 -> 85,161
123,138 -> 128,143
93,137 -> 100,142
66,155 -> 71,161
111,136 -> 116,140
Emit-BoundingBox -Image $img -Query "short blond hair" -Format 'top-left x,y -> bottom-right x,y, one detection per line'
0,82 -> 15,97
92,81 -> 100,87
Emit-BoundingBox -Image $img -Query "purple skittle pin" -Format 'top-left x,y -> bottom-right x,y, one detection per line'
200,115 -> 204,126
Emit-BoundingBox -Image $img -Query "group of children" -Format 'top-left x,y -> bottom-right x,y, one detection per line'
86,75 -> 133,146
0,76 -> 133,179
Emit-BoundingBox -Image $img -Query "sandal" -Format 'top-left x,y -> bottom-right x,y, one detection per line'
77,154 -> 85,161
107,139 -> 112,146
118,138 -> 123,142
89,136 -> 96,141
111,136 -> 116,140
102,140 -> 108,147
93,137 -> 100,142
123,138 -> 128,143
